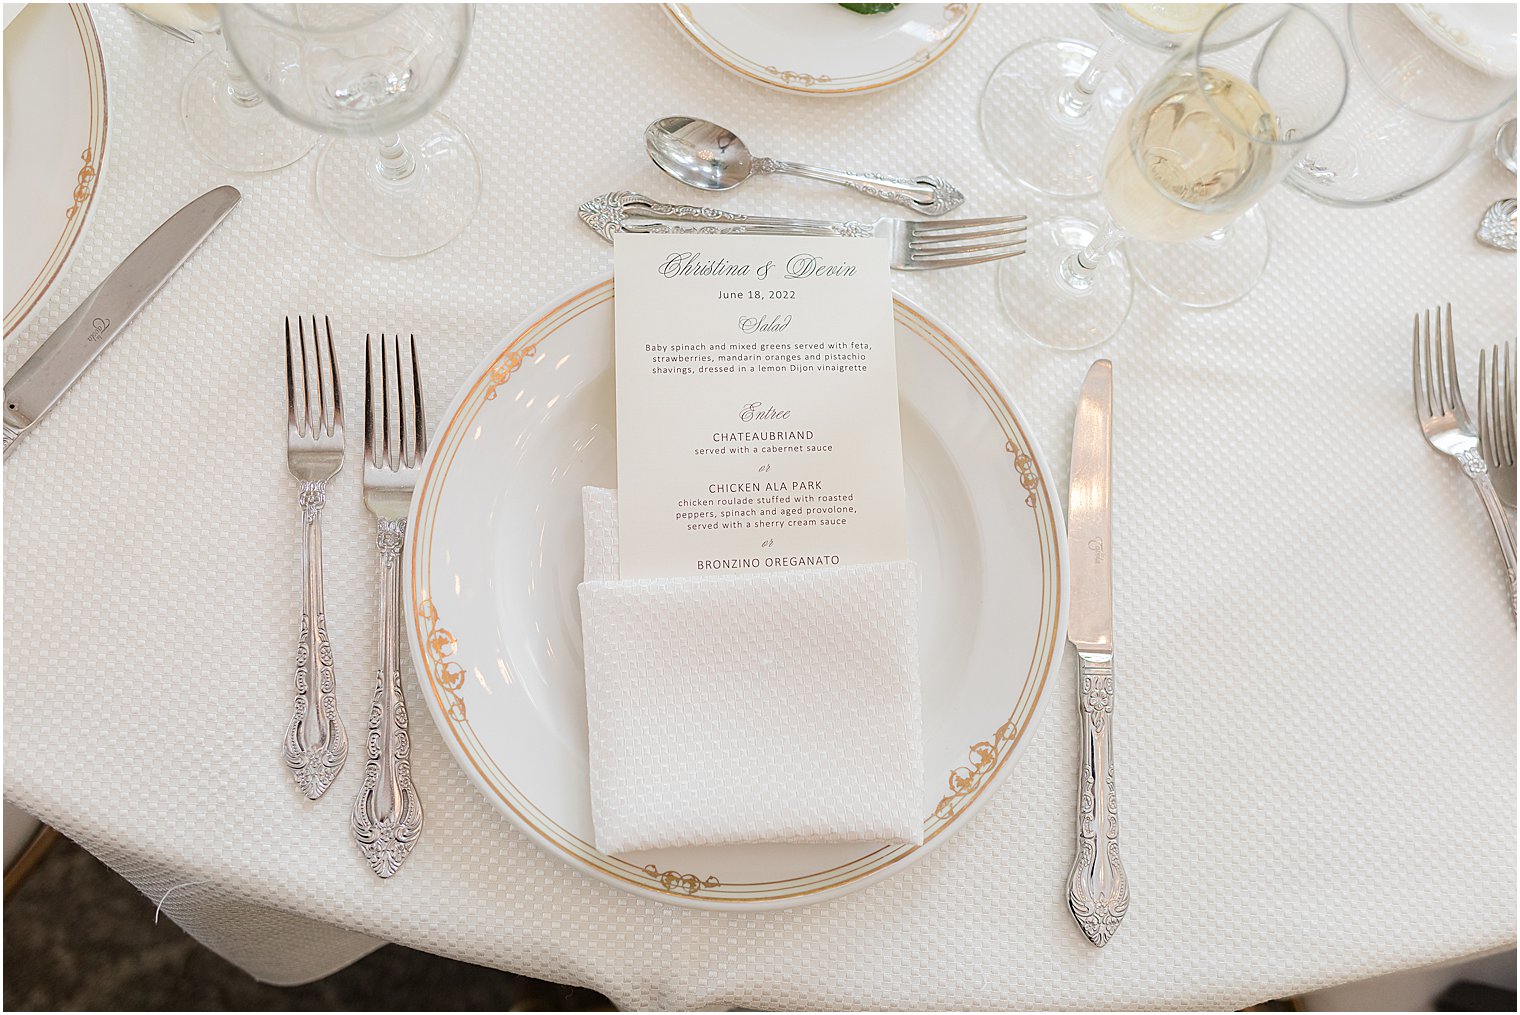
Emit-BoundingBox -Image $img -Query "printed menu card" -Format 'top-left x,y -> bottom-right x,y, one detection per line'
612,234 -> 908,580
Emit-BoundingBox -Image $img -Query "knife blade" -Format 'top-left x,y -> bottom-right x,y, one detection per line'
1067,358 -> 1113,652
1064,358 -> 1129,948
3,185 -> 241,459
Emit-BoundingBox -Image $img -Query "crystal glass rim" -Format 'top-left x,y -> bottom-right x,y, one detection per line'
1192,3 -> 1349,148
222,3 -> 404,36
1346,2 -> 1516,125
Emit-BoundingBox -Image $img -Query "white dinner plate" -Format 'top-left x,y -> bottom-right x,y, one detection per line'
3,3 -> 108,340
405,278 -> 1067,910
663,3 -> 979,97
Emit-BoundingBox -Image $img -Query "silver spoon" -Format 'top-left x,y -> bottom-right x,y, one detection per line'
1477,120 -> 1517,250
644,116 -> 965,216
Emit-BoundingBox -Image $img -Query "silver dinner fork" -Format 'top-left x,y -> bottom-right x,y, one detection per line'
1412,304 -> 1516,613
1478,341 -> 1516,510
352,334 -> 426,877
284,315 -> 348,799
577,191 -> 1027,269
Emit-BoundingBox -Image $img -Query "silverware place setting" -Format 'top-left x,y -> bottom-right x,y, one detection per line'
1412,304 -> 1517,614
578,191 -> 1026,270
282,320 -> 430,877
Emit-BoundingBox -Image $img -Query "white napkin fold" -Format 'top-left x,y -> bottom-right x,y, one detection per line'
578,486 -> 925,854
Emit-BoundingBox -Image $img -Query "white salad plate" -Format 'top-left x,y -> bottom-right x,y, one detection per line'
663,3 -> 979,97
1397,3 -> 1519,77
3,3 -> 108,340
405,278 -> 1067,910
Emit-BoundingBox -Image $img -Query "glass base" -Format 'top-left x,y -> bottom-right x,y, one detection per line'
978,38 -> 1134,200
1128,205 -> 1272,309
999,217 -> 1133,351
180,53 -> 316,174
313,112 -> 482,258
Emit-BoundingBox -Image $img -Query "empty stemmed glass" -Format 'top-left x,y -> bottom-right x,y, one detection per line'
1003,4 -> 1348,349
1285,3 -> 1516,208
221,4 -> 482,258
979,4 -> 1241,199
124,3 -> 316,172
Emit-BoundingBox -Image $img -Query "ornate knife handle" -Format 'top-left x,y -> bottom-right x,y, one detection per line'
284,480 -> 347,799
577,191 -> 872,241
1458,450 -> 1517,617
1068,650 -> 1129,946
753,158 -> 965,216
352,518 -> 423,877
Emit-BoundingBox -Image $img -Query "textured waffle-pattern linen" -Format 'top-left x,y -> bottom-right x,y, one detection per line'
578,487 -> 924,853
4,4 -> 1515,1009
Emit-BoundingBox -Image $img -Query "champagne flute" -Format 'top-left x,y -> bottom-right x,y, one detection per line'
221,4 -> 481,258
124,3 -> 316,172
978,4 -> 1235,199
1001,4 -> 1347,349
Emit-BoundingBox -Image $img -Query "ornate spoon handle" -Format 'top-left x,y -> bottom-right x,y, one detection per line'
352,518 -> 423,877
577,191 -> 872,240
753,158 -> 965,215
1459,450 -> 1517,617
284,480 -> 347,799
1067,650 -> 1129,946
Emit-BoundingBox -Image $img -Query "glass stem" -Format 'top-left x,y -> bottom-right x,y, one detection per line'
209,26 -> 263,109
375,134 -> 418,183
1056,34 -> 1126,121
1059,218 -> 1126,294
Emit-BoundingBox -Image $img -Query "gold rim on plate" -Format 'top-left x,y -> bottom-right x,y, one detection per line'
3,4 -> 109,340
406,278 -> 1065,908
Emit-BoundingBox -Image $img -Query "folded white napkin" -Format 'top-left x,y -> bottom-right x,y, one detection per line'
578,487 -> 925,854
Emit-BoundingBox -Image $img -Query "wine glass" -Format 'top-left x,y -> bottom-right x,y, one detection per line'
1285,4 -> 1516,208
221,4 -> 482,258
978,4 -> 1234,199
1001,4 -> 1347,350
123,3 -> 316,173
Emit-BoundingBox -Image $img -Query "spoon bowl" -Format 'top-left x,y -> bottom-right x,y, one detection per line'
1496,119 -> 1517,175
645,116 -> 752,191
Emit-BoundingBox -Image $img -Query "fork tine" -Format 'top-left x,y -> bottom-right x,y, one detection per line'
393,333 -> 410,469
364,335 -> 375,466
1480,346 -> 1494,463
1443,303 -> 1467,418
1422,310 -> 1440,416
381,333 -> 394,470
284,317 -> 297,429
910,225 -> 1026,247
1412,314 -> 1425,419
1504,341 -> 1516,466
911,247 -> 1026,269
299,315 -> 315,435
910,215 -> 1027,235
326,316 -> 343,430
312,314 -> 331,436
912,238 -> 1029,258
411,335 -> 426,461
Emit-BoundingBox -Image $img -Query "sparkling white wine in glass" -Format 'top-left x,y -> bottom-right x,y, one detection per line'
1101,67 -> 1277,243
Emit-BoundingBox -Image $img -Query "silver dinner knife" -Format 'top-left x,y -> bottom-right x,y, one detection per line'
1065,358 -> 1129,947
3,185 -> 242,459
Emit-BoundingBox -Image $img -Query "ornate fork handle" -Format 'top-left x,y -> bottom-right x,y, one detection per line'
577,191 -> 872,241
1457,450 -> 1517,617
752,158 -> 965,215
284,480 -> 347,799
352,518 -> 424,877
1068,651 -> 1129,946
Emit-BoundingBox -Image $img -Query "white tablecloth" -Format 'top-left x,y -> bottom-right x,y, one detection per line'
5,4 -> 1515,1009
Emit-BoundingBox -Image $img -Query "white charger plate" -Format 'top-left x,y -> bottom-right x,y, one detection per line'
663,3 -> 979,96
3,3 -> 108,340
405,278 -> 1067,909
